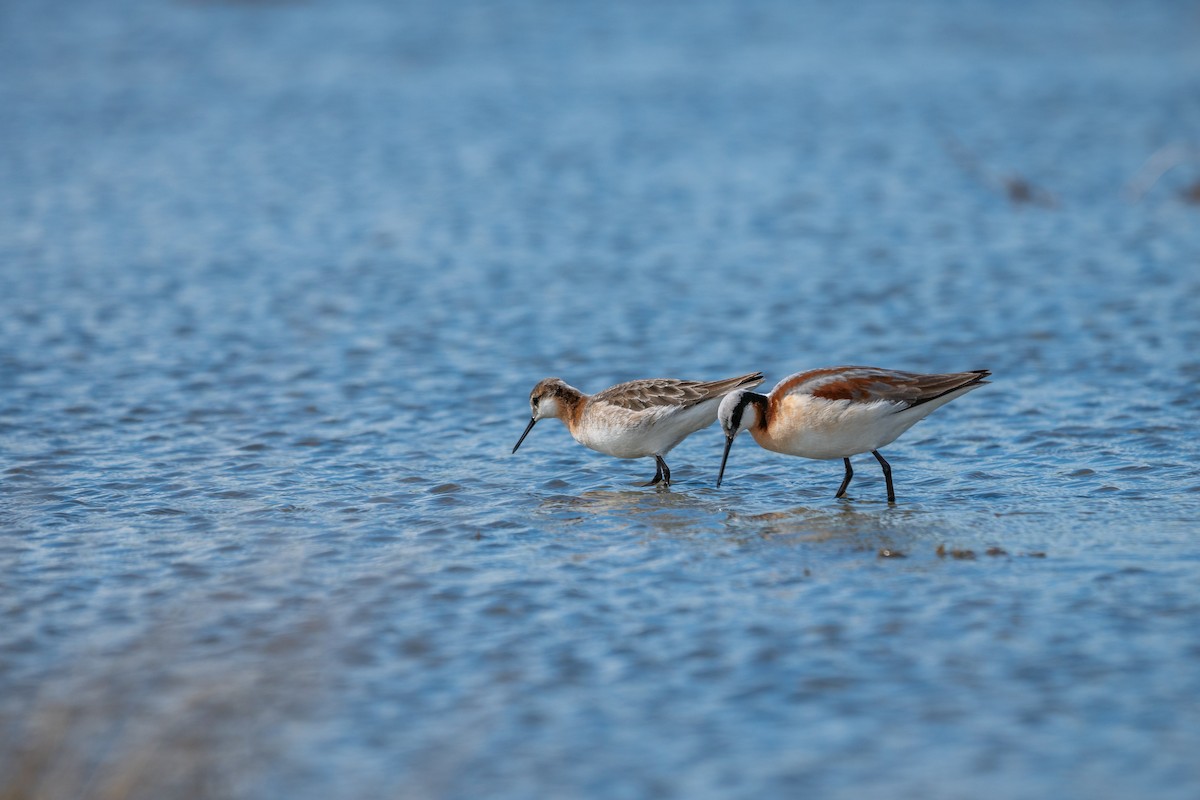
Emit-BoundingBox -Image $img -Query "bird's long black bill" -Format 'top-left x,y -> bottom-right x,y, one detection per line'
716,435 -> 735,487
512,417 -> 537,454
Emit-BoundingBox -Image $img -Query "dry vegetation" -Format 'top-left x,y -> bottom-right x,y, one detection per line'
0,617 -> 331,800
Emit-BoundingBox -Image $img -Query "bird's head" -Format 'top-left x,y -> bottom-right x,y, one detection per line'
716,389 -> 765,486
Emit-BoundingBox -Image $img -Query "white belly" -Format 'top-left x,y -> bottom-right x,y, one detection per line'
753,396 -> 924,460
573,400 -> 721,459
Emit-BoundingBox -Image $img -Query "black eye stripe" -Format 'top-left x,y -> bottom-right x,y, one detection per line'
729,394 -> 755,430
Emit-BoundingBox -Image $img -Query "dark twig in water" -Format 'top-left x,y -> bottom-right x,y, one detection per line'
942,132 -> 1057,208
1126,143 -> 1200,204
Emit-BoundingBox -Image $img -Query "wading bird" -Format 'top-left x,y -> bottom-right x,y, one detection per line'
514,372 -> 765,486
717,366 -> 990,501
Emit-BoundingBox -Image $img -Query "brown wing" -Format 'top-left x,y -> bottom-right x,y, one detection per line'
594,372 -> 765,411
772,366 -> 990,407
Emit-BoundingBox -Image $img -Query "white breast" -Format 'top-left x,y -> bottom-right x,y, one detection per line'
573,400 -> 722,459
754,394 -> 921,460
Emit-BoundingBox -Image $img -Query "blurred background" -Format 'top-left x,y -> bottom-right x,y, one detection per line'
2,1 -> 1199,798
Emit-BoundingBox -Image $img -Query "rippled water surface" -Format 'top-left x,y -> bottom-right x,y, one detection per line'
3,1 -> 1200,797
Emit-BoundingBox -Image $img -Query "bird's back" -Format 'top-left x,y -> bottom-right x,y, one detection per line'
756,367 -> 989,459
578,372 -> 765,458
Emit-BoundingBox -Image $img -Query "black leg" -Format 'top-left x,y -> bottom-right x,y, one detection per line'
872,450 -> 895,503
640,458 -> 664,487
835,457 -> 853,498
657,455 -> 671,487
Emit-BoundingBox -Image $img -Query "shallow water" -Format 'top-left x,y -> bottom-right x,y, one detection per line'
3,0 -> 1200,797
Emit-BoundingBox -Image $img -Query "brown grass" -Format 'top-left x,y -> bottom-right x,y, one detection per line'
0,617 -> 331,800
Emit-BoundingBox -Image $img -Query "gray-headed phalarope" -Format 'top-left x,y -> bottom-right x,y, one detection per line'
513,372 -> 765,486
717,366 -> 990,502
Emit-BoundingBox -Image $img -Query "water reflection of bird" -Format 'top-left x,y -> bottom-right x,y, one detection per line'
717,367 -> 990,502
513,372 -> 764,486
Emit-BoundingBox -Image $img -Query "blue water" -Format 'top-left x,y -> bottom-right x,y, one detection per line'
3,1 -> 1200,797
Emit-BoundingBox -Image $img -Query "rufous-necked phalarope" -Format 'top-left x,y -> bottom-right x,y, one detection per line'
513,372 -> 765,486
717,366 -> 990,502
